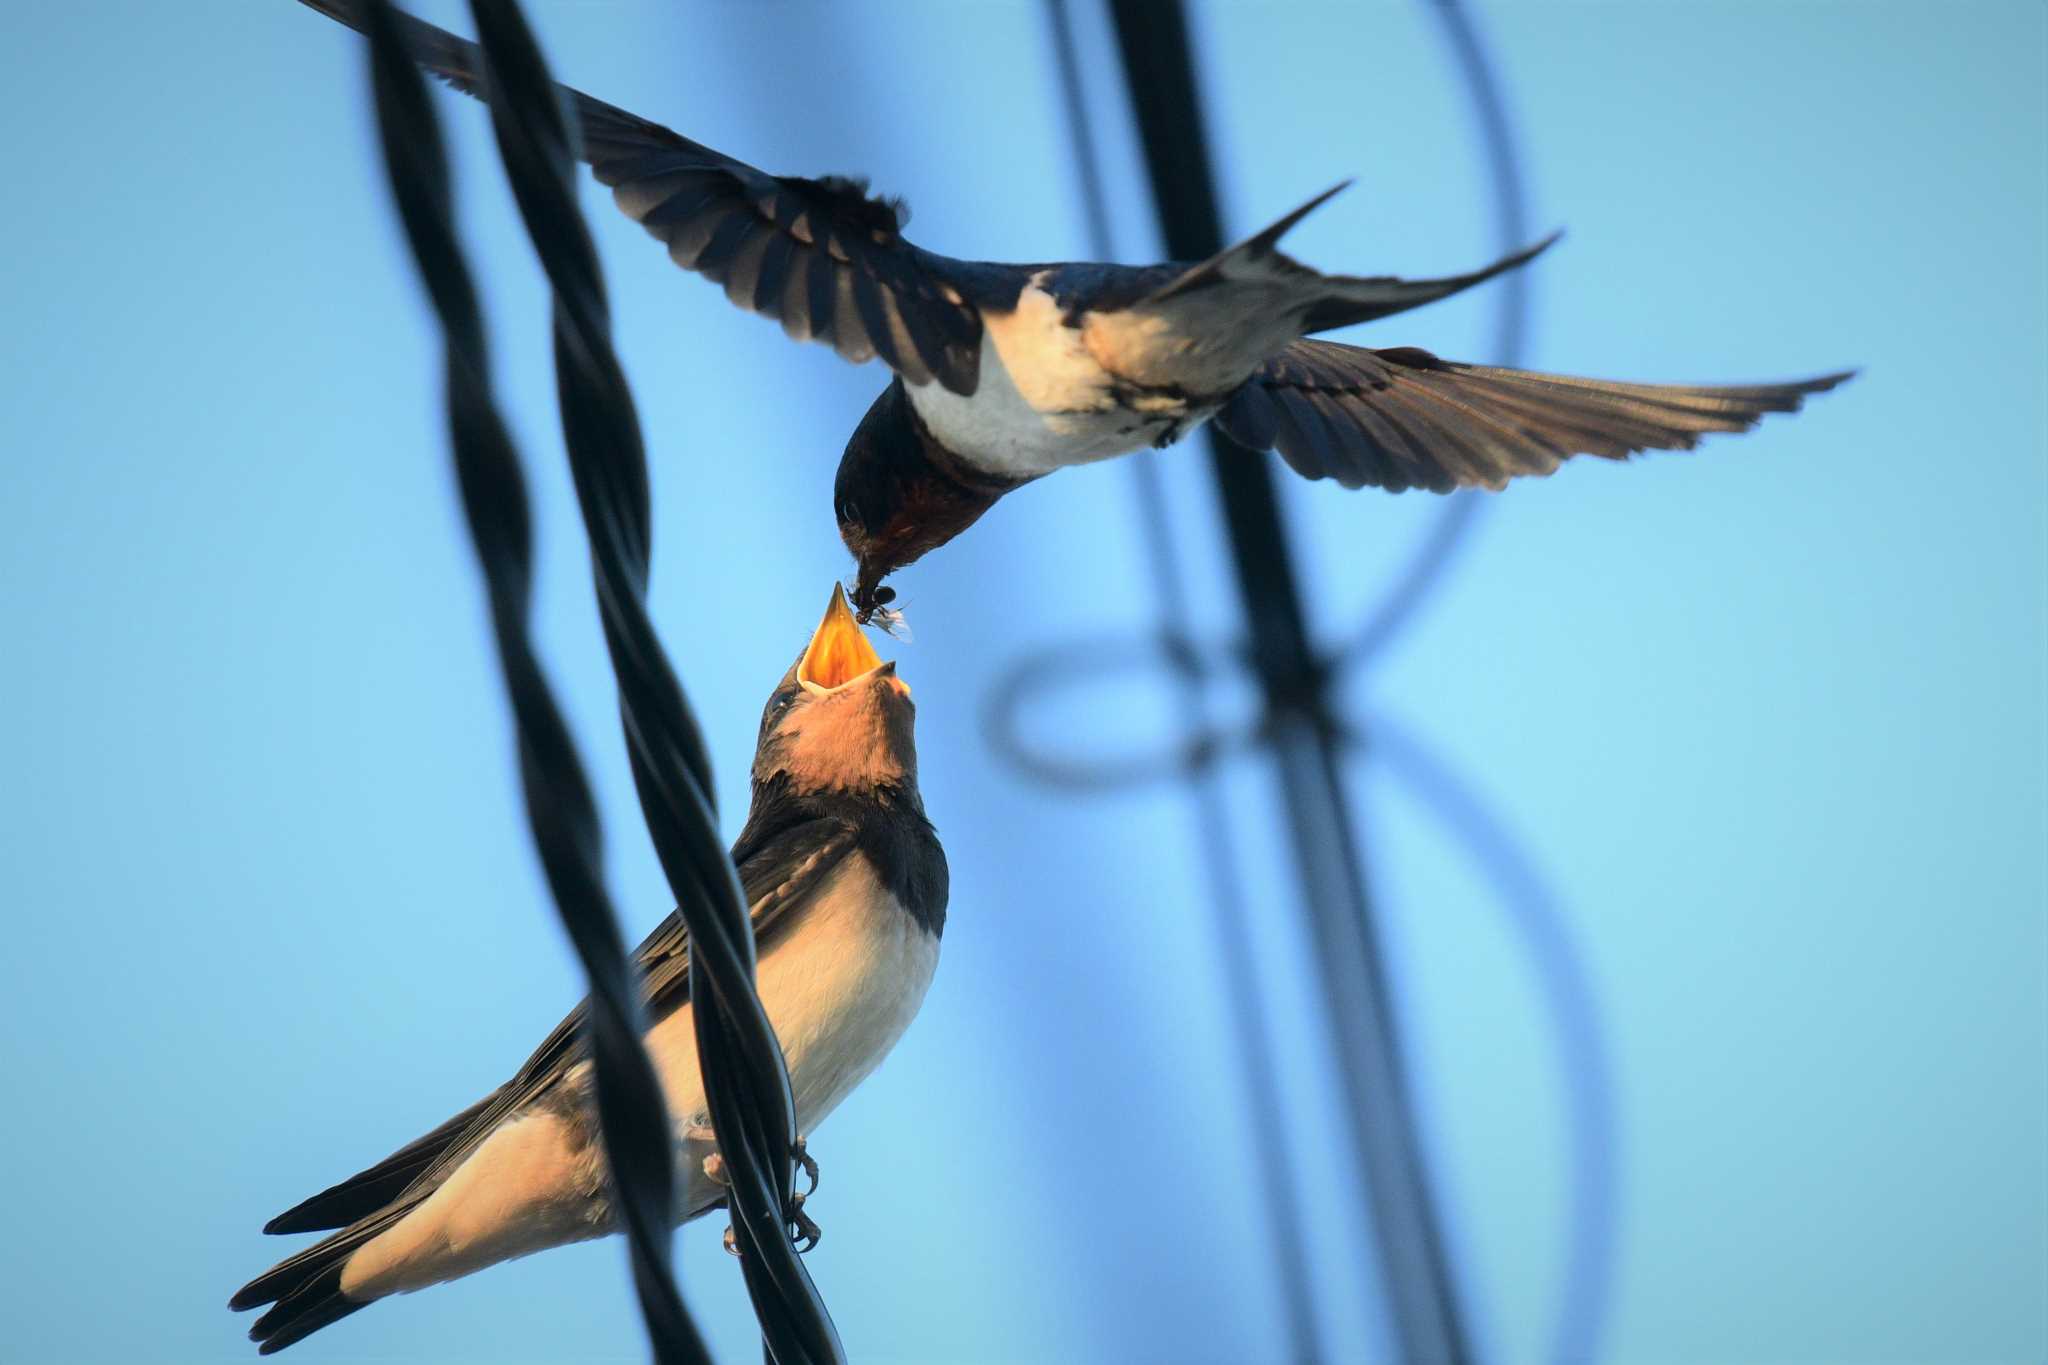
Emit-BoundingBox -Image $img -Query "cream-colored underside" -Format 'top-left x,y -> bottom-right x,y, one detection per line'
340,856 -> 937,1300
907,266 -> 1313,479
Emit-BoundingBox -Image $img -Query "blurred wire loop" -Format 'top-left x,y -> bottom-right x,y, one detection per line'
985,490 -> 1487,790
992,3 -> 1616,1363
985,628 -> 1252,789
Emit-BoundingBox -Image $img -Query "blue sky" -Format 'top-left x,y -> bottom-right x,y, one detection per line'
1,2 -> 2042,1361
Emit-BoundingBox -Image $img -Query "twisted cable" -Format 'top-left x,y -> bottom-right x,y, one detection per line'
456,6 -> 840,1361
358,1 -> 844,1358
357,3 -> 707,1358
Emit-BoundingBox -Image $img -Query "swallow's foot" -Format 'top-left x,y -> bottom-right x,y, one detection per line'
688,1126 -> 819,1254
788,1192 -> 822,1253
682,1124 -> 727,1188
716,1197 -> 818,1255
688,1126 -> 746,1255
793,1135 -> 819,1199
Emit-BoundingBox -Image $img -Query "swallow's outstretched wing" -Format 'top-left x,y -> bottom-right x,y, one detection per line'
233,816 -> 860,1353
1215,339 -> 1853,493
254,815 -> 858,1237
295,0 -> 986,392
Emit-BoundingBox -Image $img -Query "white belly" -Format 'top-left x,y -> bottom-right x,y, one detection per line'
908,275 -> 1222,479
906,265 -> 1323,479
341,857 -> 937,1299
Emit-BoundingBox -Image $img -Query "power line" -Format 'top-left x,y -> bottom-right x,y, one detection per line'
354,1 -> 842,1359
455,3 -> 839,1358
1041,3 -> 1325,1359
355,3 -> 706,1357
1100,2 -> 1472,1360
994,3 -> 1631,1356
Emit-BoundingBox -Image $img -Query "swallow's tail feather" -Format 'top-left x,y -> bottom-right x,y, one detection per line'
231,1209 -> 406,1355
1139,182 -> 1556,335
1299,231 -> 1562,333
263,1092 -> 499,1234
1143,181 -> 1353,303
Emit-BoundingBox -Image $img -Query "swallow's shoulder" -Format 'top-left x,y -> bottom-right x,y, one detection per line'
1033,261 -> 1185,323
733,778 -> 945,937
917,259 -> 1185,327
921,257 -> 1040,314
756,786 -> 946,939
855,787 -> 948,939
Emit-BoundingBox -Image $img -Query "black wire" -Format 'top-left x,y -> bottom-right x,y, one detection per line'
1100,3 -> 1473,1362
454,3 -> 842,1361
996,3 -> 1619,1360
356,3 -> 706,1359
355,1 -> 843,1359
1040,4 -> 1326,1359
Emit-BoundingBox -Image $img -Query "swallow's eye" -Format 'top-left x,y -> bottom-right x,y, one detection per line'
761,685 -> 801,734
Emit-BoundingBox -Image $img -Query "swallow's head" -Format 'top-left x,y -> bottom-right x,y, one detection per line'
834,379 -> 1025,622
755,583 -> 918,793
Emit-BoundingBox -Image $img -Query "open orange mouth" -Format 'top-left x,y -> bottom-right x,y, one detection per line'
798,584 -> 897,693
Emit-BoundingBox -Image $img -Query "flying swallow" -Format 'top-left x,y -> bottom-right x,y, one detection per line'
294,1 -> 1851,619
231,586 -> 946,1353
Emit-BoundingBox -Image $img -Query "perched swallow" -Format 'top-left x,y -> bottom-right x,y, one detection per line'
296,1 -> 1851,619
231,587 -> 945,1354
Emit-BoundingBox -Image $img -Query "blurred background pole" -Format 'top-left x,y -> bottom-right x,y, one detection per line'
1103,3 -> 1472,1361
1041,2 -> 1325,1358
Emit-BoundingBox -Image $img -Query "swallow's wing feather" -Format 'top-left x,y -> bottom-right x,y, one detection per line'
295,0 -> 984,392
1216,339 -> 1852,492
626,813 -> 863,1019
259,1092 -> 501,1235
254,816 -> 860,1239
235,816 -> 864,1348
